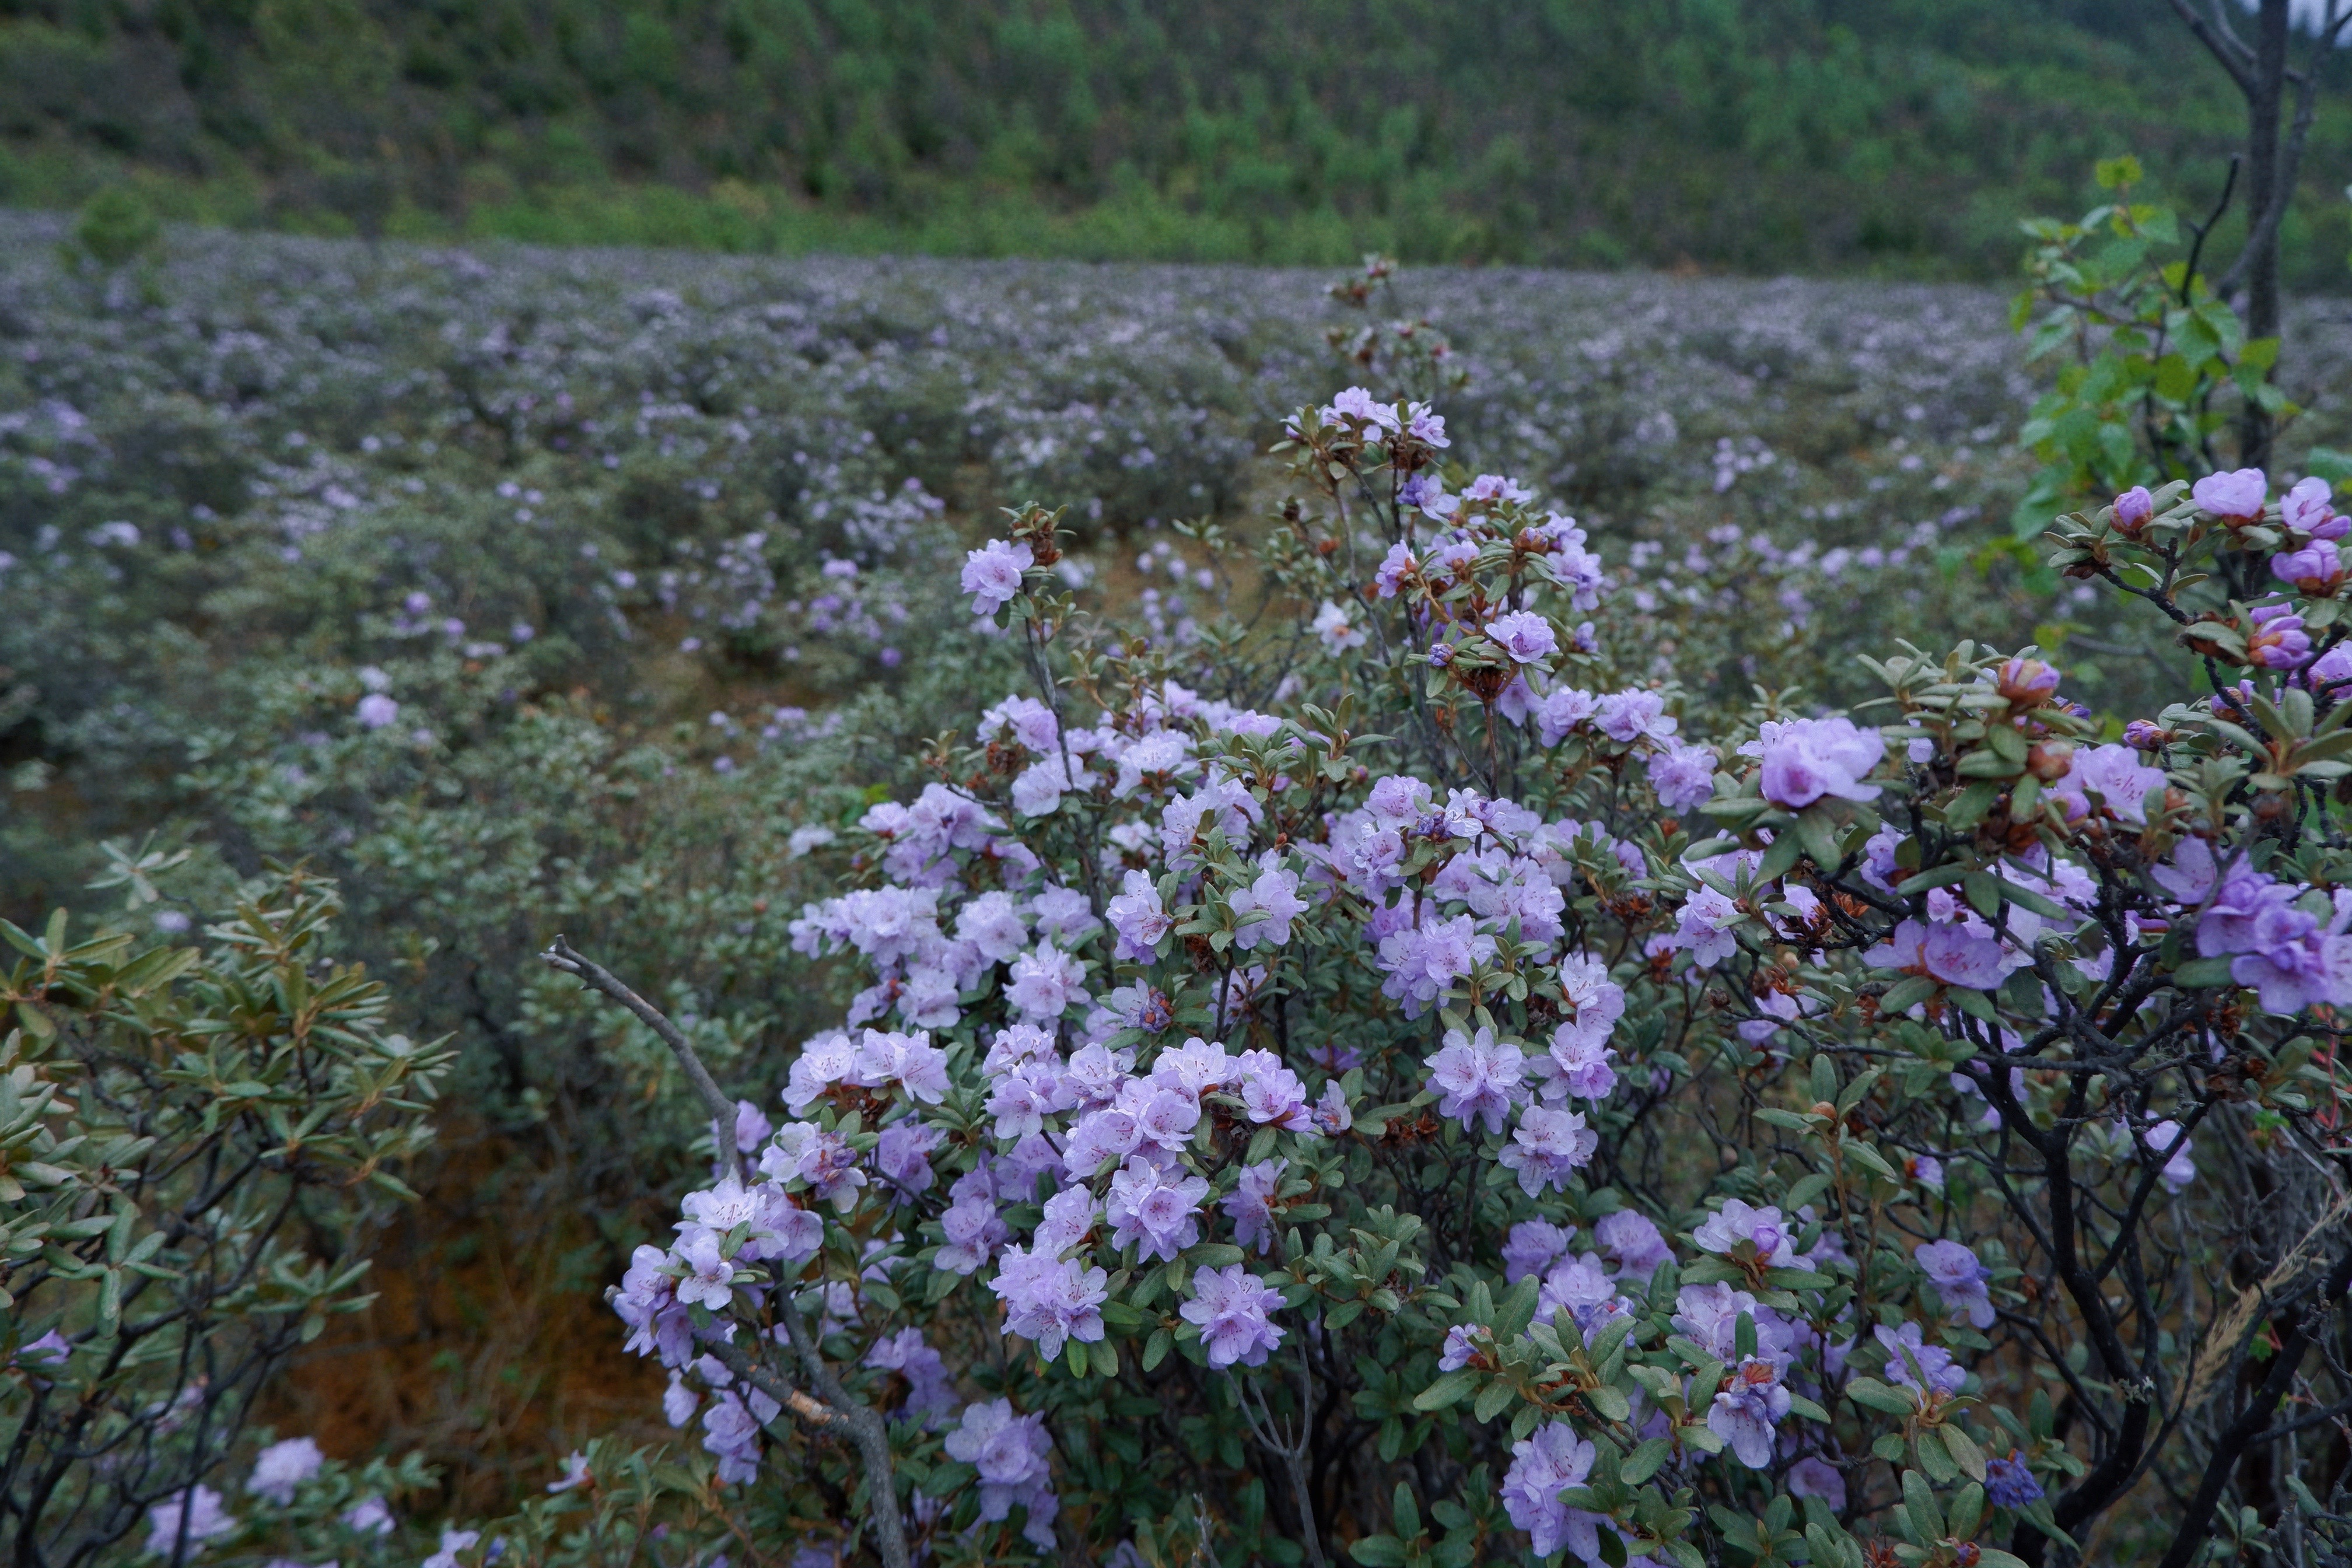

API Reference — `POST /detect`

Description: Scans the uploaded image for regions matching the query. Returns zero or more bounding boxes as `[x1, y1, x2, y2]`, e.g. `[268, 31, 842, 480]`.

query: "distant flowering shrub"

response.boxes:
[545, 380, 2352, 1568]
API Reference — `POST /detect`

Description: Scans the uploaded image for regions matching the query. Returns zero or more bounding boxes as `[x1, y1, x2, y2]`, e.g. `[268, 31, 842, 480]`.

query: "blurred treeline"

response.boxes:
[4, 0, 2350, 281]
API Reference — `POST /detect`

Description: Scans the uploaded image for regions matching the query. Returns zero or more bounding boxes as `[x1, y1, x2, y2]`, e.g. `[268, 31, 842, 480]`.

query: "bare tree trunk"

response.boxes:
[2238, 0, 2290, 471]
[2169, 0, 2352, 474]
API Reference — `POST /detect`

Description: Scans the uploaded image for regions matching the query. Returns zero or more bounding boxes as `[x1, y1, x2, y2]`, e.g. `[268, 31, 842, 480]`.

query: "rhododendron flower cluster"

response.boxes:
[572, 402, 2352, 1568]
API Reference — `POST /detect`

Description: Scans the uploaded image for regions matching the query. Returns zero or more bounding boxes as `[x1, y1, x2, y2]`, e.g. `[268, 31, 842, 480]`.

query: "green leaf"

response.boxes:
[1755, 832, 1804, 884]
[1622, 1437, 1671, 1485]
[1413, 1370, 1478, 1412]
[1472, 1378, 1517, 1423]
[1902, 1468, 1946, 1542]
[1350, 1538, 1408, 1567]
[1913, 1426, 1958, 1483]
[2172, 956, 2238, 988]
[1794, 810, 1845, 871]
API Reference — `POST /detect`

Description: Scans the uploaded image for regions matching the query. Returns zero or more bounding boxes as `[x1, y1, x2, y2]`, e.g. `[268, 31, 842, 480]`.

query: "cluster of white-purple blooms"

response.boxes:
[587, 389, 2350, 1566]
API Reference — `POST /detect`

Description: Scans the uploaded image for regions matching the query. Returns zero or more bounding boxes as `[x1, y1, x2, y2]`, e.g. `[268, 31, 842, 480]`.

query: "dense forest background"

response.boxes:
[4, 0, 2350, 280]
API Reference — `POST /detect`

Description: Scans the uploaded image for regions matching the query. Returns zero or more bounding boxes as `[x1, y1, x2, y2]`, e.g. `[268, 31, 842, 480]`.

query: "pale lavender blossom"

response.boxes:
[1500, 1423, 1598, 1559]
[944, 1400, 1059, 1550]
[989, 1246, 1109, 1358]
[1595, 1210, 1673, 1279]
[1536, 687, 1598, 747]
[1224, 1158, 1287, 1254]
[1006, 942, 1086, 1020]
[1377, 914, 1495, 1016]
[145, 1487, 237, 1556]
[1180, 1265, 1286, 1367]
[1233, 1048, 1315, 1131]
[1594, 688, 1677, 745]
[2191, 467, 2267, 520]
[422, 1529, 482, 1568]
[1874, 1321, 1966, 1397]
[2272, 541, 2345, 594]
[1498, 1104, 1597, 1195]
[2144, 1119, 2199, 1192]
[2284, 475, 2347, 539]
[1747, 716, 1884, 807]
[1485, 610, 1558, 664]
[1105, 870, 1172, 960]
[1647, 741, 1717, 811]
[956, 891, 1031, 963]
[2248, 603, 2312, 668]
[2112, 485, 2155, 531]
[673, 1229, 739, 1310]
[355, 693, 399, 730]
[1438, 1323, 1487, 1371]
[1107, 1158, 1210, 1262]
[961, 539, 1034, 615]
[1313, 600, 1367, 654]
[1373, 541, 1418, 598]
[1229, 856, 1308, 951]
[1693, 1199, 1795, 1267]
[1503, 1220, 1575, 1282]
[1709, 1357, 1792, 1468]
[1915, 1238, 1994, 1328]
[1424, 1027, 1524, 1133]
[244, 1437, 324, 1507]
[342, 1496, 394, 1535]
[2051, 743, 2166, 825]
[876, 1124, 943, 1194]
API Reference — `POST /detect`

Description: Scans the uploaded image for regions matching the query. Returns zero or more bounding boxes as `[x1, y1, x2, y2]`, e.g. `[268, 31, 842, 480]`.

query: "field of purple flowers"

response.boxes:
[9, 207, 2352, 1550]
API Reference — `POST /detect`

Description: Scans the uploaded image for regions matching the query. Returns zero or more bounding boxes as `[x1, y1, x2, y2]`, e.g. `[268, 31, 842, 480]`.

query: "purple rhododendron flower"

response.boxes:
[1789, 1456, 1847, 1511]
[1234, 1048, 1315, 1130]
[2272, 541, 2346, 594]
[2192, 467, 2267, 520]
[961, 539, 1034, 615]
[1595, 1210, 1674, 1278]
[1500, 1422, 1600, 1559]
[145, 1486, 237, 1556]
[989, 1246, 1109, 1359]
[944, 1399, 1059, 1549]
[1503, 1220, 1575, 1282]
[1595, 688, 1678, 745]
[247, 1437, 323, 1506]
[1985, 1451, 2046, 1508]
[1180, 1265, 1285, 1367]
[1693, 1199, 1794, 1267]
[1499, 1104, 1597, 1195]
[2284, 475, 2347, 538]
[1874, 1321, 1966, 1396]
[1864, 917, 2010, 991]
[1424, 1027, 1524, 1133]
[2112, 485, 2155, 532]
[1647, 741, 1717, 811]
[1485, 610, 1558, 664]
[1105, 1158, 1209, 1262]
[1915, 1238, 1994, 1328]
[1377, 914, 1495, 1016]
[2248, 604, 2312, 669]
[1709, 1357, 1792, 1468]
[1229, 856, 1308, 951]
[2052, 743, 2166, 825]
[1437, 1323, 1486, 1371]
[1106, 870, 1171, 960]
[1748, 716, 1884, 808]
[1224, 1158, 1287, 1254]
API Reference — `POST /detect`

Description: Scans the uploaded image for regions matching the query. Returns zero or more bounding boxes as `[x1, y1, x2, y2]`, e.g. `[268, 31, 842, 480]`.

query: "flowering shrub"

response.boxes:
[546, 380, 2352, 1568]
[0, 866, 450, 1562]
